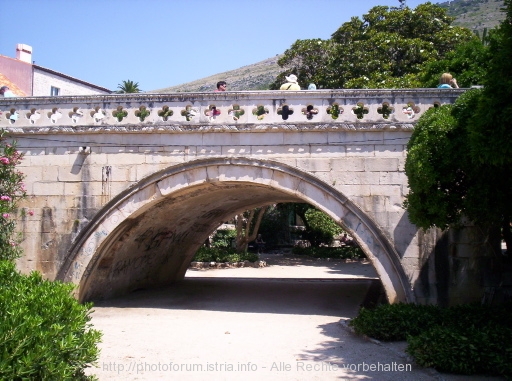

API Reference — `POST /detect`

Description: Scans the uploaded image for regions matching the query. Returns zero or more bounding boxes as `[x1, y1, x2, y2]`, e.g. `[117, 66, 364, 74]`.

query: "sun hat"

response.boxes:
[285, 74, 298, 83]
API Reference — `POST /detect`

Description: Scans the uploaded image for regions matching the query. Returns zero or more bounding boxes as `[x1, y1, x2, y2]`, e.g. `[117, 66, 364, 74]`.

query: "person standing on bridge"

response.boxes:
[438, 73, 459, 89]
[280, 74, 301, 90]
[215, 81, 227, 92]
[0, 86, 15, 97]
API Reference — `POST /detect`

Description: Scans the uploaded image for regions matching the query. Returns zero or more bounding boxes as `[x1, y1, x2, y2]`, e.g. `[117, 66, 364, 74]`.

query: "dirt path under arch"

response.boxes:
[86, 253, 504, 381]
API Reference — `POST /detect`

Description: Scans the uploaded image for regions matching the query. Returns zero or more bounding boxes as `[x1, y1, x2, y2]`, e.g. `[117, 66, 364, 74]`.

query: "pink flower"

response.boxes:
[0, 157, 9, 165]
[3, 213, 10, 218]
[1, 195, 11, 201]
[28, 210, 34, 216]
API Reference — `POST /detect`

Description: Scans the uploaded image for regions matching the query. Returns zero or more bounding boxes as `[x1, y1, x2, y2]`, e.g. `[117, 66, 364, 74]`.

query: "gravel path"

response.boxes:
[86, 253, 504, 381]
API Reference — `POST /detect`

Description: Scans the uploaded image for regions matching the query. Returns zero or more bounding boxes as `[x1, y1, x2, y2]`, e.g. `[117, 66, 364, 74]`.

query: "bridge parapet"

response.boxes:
[0, 89, 463, 133]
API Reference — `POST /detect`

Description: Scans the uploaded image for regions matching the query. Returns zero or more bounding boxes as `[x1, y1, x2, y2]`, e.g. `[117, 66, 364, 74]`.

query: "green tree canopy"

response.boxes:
[419, 37, 488, 88]
[271, 2, 474, 89]
[404, 0, 512, 253]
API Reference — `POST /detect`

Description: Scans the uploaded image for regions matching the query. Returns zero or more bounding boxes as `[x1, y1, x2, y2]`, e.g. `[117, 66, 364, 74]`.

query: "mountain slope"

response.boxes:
[151, 0, 505, 93]
[438, 0, 505, 33]
[150, 56, 283, 93]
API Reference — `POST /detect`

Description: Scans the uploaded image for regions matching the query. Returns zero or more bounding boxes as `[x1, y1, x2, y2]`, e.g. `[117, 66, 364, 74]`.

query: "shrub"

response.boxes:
[292, 245, 365, 260]
[349, 301, 512, 378]
[303, 208, 343, 246]
[210, 229, 236, 248]
[349, 302, 443, 341]
[192, 247, 258, 263]
[407, 324, 512, 377]
[0, 260, 102, 380]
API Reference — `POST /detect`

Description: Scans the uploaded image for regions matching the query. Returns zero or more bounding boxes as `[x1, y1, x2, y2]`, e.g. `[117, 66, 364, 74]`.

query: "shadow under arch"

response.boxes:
[57, 157, 414, 304]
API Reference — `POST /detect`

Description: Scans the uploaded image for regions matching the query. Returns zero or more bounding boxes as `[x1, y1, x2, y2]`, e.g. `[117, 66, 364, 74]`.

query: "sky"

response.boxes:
[1, 0, 440, 92]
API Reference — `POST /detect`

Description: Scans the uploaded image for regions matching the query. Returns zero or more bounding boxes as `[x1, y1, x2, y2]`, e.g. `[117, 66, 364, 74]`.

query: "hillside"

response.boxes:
[438, 0, 505, 33]
[151, 0, 506, 93]
[150, 56, 284, 93]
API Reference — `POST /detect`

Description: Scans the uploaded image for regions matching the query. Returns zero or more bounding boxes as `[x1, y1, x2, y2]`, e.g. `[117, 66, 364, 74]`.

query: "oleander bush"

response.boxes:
[292, 245, 365, 260]
[0, 130, 25, 262]
[0, 260, 102, 380]
[349, 302, 512, 379]
[192, 246, 259, 263]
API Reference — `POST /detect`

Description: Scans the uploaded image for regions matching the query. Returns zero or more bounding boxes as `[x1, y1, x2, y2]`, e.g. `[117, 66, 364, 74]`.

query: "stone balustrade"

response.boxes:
[0, 89, 464, 133]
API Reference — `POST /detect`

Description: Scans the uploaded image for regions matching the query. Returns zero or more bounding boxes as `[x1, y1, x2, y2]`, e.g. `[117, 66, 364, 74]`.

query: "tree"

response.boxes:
[418, 36, 488, 88]
[271, 3, 474, 89]
[467, 0, 512, 251]
[404, 91, 479, 231]
[0, 130, 26, 261]
[292, 203, 343, 247]
[234, 206, 269, 253]
[116, 79, 141, 93]
[404, 0, 512, 253]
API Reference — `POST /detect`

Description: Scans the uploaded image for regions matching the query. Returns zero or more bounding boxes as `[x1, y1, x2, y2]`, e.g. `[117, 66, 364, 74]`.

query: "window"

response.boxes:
[50, 86, 60, 96]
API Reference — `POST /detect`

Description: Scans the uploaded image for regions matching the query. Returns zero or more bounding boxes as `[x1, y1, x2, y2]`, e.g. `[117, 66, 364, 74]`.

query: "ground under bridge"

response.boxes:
[2, 89, 481, 304]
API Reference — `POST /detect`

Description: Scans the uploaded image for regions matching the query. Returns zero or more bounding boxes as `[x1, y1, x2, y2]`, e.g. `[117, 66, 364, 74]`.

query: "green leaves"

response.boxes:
[272, 3, 473, 89]
[0, 260, 102, 380]
[192, 247, 258, 263]
[350, 302, 512, 378]
[0, 129, 26, 261]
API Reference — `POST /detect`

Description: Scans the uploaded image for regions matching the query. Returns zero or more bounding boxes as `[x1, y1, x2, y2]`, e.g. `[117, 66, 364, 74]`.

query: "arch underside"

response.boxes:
[58, 158, 414, 303]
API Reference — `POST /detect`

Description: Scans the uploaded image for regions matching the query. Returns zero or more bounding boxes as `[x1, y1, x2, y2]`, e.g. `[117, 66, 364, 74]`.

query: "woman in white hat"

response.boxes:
[280, 74, 301, 90]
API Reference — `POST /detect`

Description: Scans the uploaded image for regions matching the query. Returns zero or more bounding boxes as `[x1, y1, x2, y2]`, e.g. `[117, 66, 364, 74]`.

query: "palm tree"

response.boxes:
[116, 80, 141, 93]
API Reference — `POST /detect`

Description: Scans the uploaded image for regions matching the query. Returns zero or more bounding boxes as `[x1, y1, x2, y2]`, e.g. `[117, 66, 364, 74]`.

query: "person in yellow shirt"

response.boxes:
[280, 74, 301, 90]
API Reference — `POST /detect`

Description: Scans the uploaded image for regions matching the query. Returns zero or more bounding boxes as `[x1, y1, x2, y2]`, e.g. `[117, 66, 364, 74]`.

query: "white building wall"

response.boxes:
[33, 69, 110, 96]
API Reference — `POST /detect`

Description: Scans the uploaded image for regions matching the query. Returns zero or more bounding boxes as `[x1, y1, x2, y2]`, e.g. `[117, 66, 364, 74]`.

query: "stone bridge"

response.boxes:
[1, 89, 478, 305]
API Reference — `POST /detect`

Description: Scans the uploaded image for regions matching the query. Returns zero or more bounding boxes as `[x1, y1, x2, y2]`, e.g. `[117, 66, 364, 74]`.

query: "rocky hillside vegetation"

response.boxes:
[150, 55, 284, 93]
[438, 0, 505, 33]
[151, 0, 505, 93]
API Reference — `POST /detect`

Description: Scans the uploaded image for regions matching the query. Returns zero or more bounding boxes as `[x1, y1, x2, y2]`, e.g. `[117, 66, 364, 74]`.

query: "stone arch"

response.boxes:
[57, 157, 414, 303]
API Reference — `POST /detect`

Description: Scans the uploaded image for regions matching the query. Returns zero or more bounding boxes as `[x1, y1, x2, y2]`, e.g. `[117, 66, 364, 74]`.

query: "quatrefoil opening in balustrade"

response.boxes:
[377, 103, 394, 119]
[302, 105, 319, 120]
[158, 105, 174, 121]
[6, 108, 19, 124]
[113, 106, 128, 122]
[205, 105, 221, 117]
[430, 102, 441, 110]
[327, 103, 343, 120]
[277, 105, 294, 120]
[181, 105, 198, 121]
[402, 102, 420, 119]
[252, 105, 269, 120]
[228, 105, 244, 121]
[352, 103, 369, 119]
[26, 108, 41, 124]
[69, 107, 84, 123]
[135, 106, 150, 122]
[47, 107, 63, 124]
[91, 107, 106, 123]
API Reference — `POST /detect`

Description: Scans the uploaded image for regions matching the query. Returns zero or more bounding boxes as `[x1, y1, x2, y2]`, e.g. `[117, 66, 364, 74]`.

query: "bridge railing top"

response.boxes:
[0, 89, 465, 133]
